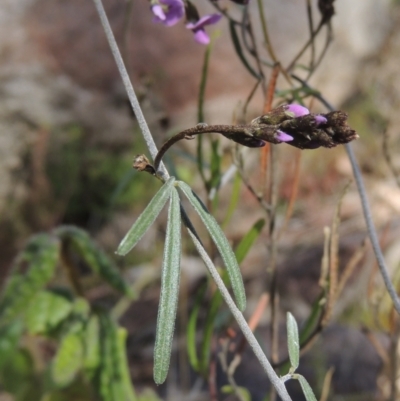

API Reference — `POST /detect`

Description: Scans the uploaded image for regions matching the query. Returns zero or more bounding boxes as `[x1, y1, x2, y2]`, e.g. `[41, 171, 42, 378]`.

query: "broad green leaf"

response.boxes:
[286, 312, 300, 371]
[116, 176, 176, 256]
[235, 219, 265, 264]
[52, 331, 84, 387]
[154, 188, 181, 384]
[0, 234, 60, 325]
[72, 297, 91, 320]
[187, 282, 207, 372]
[83, 314, 101, 376]
[116, 328, 137, 401]
[177, 181, 246, 311]
[0, 321, 24, 369]
[1, 348, 35, 395]
[25, 291, 72, 335]
[98, 313, 137, 401]
[298, 375, 318, 401]
[55, 226, 132, 297]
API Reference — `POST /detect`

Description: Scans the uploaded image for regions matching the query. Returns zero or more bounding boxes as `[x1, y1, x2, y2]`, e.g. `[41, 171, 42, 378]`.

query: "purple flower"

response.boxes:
[276, 130, 294, 142]
[152, 0, 184, 27]
[315, 115, 327, 125]
[186, 13, 222, 45]
[285, 104, 310, 118]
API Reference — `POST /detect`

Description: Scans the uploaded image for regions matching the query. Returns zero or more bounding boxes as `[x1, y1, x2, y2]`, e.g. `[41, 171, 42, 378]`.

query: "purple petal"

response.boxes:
[285, 104, 310, 118]
[315, 115, 327, 125]
[153, 0, 184, 26]
[186, 13, 222, 30]
[151, 4, 166, 20]
[276, 130, 294, 142]
[193, 29, 210, 45]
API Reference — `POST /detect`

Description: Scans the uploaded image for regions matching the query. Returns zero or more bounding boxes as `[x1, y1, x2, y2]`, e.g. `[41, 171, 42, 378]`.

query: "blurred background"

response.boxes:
[1, 0, 400, 400]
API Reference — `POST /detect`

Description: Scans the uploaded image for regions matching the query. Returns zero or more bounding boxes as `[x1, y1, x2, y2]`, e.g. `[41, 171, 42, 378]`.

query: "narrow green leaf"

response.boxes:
[25, 291, 72, 335]
[187, 282, 207, 372]
[286, 312, 300, 371]
[209, 139, 221, 192]
[228, 20, 260, 79]
[177, 181, 246, 311]
[298, 375, 318, 401]
[200, 281, 223, 374]
[299, 293, 324, 345]
[154, 188, 181, 384]
[0, 234, 60, 325]
[52, 331, 84, 387]
[56, 226, 132, 296]
[116, 176, 175, 256]
[235, 219, 265, 264]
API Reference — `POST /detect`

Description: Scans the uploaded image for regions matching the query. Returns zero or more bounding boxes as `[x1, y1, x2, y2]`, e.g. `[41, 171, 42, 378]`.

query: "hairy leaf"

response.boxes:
[177, 181, 246, 311]
[154, 188, 181, 384]
[286, 312, 300, 371]
[116, 176, 176, 256]
[298, 375, 318, 401]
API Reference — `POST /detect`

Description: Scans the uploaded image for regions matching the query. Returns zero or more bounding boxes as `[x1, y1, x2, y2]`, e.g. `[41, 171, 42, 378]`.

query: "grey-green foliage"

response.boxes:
[115, 177, 247, 384]
[286, 312, 300, 371]
[286, 313, 318, 401]
[116, 176, 176, 256]
[153, 188, 181, 384]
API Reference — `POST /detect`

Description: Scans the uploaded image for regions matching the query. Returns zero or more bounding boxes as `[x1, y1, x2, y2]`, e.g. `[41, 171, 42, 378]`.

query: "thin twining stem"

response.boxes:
[92, 0, 169, 180]
[291, 75, 400, 316]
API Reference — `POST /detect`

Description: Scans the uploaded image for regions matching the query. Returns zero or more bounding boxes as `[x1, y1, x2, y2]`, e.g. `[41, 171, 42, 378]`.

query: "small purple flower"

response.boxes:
[315, 115, 327, 125]
[276, 130, 294, 142]
[152, 0, 185, 27]
[186, 13, 222, 45]
[285, 104, 310, 118]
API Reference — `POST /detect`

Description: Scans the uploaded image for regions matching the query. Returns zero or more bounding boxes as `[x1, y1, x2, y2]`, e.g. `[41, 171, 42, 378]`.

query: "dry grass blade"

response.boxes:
[319, 367, 334, 401]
